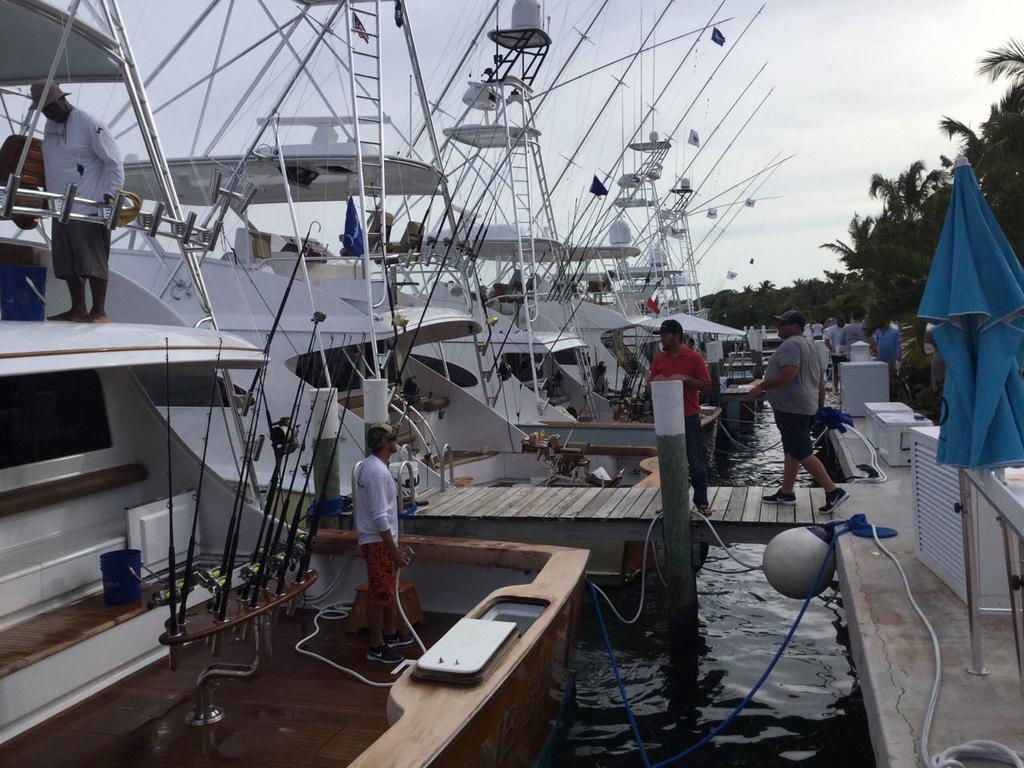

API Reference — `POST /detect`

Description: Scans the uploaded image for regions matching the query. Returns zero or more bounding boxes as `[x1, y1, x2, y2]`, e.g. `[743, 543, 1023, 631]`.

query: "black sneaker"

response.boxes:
[763, 489, 797, 506]
[367, 644, 404, 664]
[384, 632, 415, 648]
[818, 487, 849, 515]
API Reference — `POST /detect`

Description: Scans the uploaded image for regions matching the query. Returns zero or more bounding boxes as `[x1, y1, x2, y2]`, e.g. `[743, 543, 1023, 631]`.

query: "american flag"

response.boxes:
[352, 12, 370, 43]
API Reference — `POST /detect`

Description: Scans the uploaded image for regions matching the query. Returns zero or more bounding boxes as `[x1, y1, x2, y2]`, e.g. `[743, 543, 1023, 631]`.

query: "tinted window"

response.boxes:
[0, 370, 112, 469]
[136, 369, 230, 407]
[411, 354, 477, 387]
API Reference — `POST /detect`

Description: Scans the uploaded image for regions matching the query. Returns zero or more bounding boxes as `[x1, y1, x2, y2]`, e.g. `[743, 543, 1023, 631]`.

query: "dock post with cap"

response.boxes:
[651, 380, 698, 632]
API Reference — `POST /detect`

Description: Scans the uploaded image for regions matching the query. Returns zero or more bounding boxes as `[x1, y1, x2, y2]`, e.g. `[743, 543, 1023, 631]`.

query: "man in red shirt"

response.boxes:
[648, 319, 712, 511]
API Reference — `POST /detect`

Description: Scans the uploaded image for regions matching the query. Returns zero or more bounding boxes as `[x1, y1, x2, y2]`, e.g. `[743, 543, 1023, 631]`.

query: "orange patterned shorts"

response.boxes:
[361, 542, 396, 607]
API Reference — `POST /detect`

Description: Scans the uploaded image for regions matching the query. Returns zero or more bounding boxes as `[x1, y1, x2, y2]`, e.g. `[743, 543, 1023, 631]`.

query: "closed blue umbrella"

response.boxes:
[918, 156, 1024, 468]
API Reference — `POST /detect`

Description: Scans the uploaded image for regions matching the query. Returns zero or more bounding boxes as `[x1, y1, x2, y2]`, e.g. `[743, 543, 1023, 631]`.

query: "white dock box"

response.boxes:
[909, 427, 1008, 610]
[876, 411, 931, 466]
[864, 401, 913, 447]
[839, 361, 889, 417]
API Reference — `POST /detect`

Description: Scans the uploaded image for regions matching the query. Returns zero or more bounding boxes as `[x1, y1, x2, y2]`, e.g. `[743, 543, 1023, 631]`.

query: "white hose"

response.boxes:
[868, 523, 1023, 768]
[295, 569, 426, 686]
[590, 514, 662, 624]
[846, 425, 888, 483]
[693, 510, 762, 572]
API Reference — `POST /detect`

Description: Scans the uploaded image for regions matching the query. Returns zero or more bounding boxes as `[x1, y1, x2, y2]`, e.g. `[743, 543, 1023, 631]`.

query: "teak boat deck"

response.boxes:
[0, 609, 458, 768]
[404, 484, 835, 544]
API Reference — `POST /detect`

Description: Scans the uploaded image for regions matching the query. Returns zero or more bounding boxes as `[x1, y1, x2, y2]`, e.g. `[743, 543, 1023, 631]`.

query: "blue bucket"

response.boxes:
[0, 265, 46, 321]
[100, 549, 142, 606]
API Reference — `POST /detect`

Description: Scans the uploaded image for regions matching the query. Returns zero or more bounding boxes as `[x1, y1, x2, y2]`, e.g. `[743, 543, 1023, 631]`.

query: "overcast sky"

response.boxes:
[42, 0, 1024, 293]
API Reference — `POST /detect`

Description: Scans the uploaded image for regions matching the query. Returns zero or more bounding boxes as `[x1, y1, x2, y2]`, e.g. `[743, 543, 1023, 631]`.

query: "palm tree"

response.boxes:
[756, 280, 775, 294]
[820, 214, 875, 261]
[978, 38, 1024, 83]
[868, 161, 945, 223]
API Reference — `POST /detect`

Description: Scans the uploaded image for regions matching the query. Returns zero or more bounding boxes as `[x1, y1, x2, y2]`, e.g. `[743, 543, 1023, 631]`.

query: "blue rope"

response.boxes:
[306, 496, 349, 518]
[592, 518, 875, 766]
[588, 580, 653, 768]
[399, 503, 418, 519]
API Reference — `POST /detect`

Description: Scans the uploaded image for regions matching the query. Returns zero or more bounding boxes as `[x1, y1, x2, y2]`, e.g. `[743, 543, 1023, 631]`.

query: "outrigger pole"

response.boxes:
[164, 340, 180, 637]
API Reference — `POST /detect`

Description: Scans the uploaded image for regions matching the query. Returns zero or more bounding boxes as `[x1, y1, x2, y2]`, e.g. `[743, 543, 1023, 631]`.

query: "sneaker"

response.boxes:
[367, 644, 405, 664]
[818, 487, 849, 515]
[384, 632, 415, 648]
[763, 489, 797, 506]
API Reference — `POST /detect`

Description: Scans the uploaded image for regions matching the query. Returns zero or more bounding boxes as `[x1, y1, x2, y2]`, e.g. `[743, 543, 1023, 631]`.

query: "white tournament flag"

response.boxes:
[726, 270, 738, 280]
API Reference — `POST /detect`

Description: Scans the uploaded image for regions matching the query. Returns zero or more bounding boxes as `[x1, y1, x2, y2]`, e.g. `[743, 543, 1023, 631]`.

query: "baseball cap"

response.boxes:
[774, 309, 805, 328]
[30, 81, 69, 109]
[369, 422, 395, 437]
[654, 318, 684, 336]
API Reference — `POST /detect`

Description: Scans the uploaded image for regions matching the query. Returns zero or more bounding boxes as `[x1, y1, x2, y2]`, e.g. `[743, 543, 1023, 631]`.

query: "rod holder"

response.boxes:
[187, 613, 273, 727]
[1, 174, 19, 218]
[59, 183, 78, 224]
[106, 190, 126, 230]
[147, 201, 165, 237]
[179, 211, 197, 246]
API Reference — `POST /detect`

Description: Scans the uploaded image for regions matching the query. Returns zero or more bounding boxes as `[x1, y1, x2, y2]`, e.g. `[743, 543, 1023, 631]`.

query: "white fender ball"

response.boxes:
[763, 526, 836, 600]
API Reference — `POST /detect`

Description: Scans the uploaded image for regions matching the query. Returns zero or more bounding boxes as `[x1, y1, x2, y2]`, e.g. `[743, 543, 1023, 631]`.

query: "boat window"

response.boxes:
[410, 354, 477, 388]
[135, 369, 230, 407]
[0, 370, 112, 470]
[553, 349, 579, 365]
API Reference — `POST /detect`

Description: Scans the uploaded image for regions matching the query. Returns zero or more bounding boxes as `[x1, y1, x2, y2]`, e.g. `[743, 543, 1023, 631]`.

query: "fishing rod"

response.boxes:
[164, 339, 179, 637]
[214, 223, 319, 620]
[246, 316, 328, 606]
[273, 364, 358, 595]
[679, 154, 793, 217]
[238, 328, 318, 603]
[177, 339, 223, 626]
[296, 362, 362, 585]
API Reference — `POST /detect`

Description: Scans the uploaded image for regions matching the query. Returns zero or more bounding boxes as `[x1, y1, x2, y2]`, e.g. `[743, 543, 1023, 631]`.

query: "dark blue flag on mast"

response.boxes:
[343, 197, 365, 256]
[711, 27, 725, 46]
[590, 175, 609, 197]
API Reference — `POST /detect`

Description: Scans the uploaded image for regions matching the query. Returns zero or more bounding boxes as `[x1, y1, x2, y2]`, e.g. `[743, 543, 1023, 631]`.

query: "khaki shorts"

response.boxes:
[51, 219, 110, 280]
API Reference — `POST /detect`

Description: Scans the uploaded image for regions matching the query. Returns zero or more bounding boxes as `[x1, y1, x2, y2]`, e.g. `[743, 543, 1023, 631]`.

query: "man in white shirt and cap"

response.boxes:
[32, 81, 123, 323]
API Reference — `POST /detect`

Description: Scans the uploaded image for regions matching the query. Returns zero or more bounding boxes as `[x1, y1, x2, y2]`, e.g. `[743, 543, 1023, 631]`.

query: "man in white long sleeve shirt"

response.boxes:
[31, 81, 123, 323]
[355, 423, 413, 664]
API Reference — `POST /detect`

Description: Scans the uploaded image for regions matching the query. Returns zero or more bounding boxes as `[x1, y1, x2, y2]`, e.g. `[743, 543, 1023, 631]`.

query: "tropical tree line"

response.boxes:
[702, 39, 1024, 415]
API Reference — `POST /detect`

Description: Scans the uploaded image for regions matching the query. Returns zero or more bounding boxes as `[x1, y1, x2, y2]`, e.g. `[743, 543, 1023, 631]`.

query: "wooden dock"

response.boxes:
[404, 485, 830, 544]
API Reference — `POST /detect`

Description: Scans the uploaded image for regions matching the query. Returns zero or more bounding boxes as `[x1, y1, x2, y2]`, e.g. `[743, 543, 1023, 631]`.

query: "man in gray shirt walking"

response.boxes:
[750, 310, 849, 514]
[842, 311, 868, 351]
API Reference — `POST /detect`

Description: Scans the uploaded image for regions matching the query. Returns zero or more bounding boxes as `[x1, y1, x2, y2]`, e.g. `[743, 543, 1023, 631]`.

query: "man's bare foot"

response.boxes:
[82, 311, 110, 324]
[47, 310, 87, 321]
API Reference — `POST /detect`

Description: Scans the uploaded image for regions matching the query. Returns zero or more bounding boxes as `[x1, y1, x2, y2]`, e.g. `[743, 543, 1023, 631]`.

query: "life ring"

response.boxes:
[0, 135, 46, 230]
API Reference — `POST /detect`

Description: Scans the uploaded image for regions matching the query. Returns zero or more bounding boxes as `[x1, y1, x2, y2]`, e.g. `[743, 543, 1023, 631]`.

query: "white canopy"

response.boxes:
[0, 0, 123, 86]
[122, 145, 442, 205]
[639, 311, 744, 337]
[0, 321, 264, 375]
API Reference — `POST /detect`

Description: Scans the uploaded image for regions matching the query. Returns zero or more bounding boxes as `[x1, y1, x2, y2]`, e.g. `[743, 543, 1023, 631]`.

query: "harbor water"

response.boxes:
[554, 405, 875, 766]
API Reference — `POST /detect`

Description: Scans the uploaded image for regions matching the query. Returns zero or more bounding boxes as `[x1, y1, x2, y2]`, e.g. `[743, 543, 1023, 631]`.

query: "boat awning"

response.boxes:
[500, 330, 586, 354]
[638, 311, 745, 337]
[0, 0, 123, 87]
[570, 245, 641, 262]
[442, 123, 540, 149]
[122, 146, 443, 205]
[0, 322, 265, 376]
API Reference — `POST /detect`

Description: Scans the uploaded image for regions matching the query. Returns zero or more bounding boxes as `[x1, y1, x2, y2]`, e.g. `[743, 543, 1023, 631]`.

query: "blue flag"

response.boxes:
[711, 27, 725, 46]
[343, 197, 365, 256]
[589, 175, 609, 197]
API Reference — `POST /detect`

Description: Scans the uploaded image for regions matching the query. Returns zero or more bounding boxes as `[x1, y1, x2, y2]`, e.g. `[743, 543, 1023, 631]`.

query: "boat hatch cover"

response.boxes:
[413, 618, 518, 685]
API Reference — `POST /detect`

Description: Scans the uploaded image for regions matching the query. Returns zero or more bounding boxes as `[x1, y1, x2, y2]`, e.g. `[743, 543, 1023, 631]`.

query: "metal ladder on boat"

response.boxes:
[344, 0, 389, 376]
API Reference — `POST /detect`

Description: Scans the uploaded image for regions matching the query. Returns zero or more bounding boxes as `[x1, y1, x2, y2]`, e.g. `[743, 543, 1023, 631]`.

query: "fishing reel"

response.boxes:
[269, 417, 299, 458]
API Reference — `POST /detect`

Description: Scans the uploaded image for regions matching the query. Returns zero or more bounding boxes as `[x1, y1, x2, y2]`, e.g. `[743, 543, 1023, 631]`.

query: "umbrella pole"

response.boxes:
[957, 469, 991, 676]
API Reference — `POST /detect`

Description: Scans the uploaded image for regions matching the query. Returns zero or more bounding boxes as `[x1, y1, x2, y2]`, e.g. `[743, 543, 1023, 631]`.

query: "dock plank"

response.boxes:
[633, 489, 662, 519]
[809, 487, 826, 524]
[549, 487, 589, 519]
[472, 487, 523, 518]
[437, 488, 485, 517]
[741, 486, 763, 523]
[561, 487, 602, 519]
[708, 486, 730, 518]
[793, 488, 814, 524]
[578, 488, 616, 518]
[625, 488, 659, 519]
[723, 487, 747, 522]
[591, 489, 629, 519]
[608, 488, 644, 520]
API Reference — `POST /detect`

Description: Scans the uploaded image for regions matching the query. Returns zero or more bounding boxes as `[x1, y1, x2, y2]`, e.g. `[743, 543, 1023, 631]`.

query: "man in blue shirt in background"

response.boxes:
[872, 322, 902, 371]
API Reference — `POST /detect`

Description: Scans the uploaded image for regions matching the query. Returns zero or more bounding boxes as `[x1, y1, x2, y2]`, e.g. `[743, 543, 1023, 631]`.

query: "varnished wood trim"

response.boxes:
[0, 463, 148, 518]
[158, 572, 318, 646]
